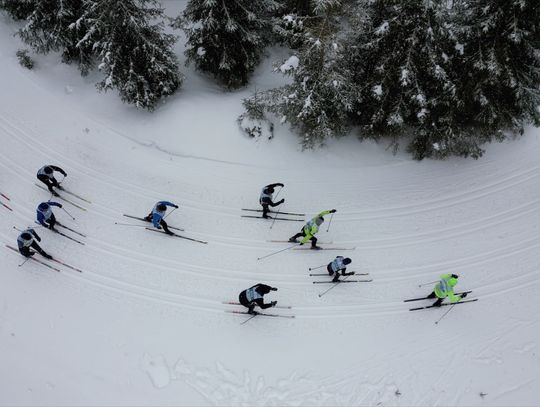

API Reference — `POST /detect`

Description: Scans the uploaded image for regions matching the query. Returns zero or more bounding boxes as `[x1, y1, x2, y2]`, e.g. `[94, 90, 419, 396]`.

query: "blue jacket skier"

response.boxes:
[259, 183, 285, 218]
[36, 165, 67, 196]
[17, 228, 52, 259]
[327, 256, 354, 282]
[36, 201, 63, 230]
[239, 284, 278, 314]
[144, 201, 179, 235]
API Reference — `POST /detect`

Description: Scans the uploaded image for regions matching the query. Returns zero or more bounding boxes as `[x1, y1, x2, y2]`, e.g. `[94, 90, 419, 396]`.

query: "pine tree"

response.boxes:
[18, 0, 92, 70]
[183, 0, 280, 89]
[0, 0, 34, 20]
[457, 0, 540, 135]
[78, 0, 182, 110]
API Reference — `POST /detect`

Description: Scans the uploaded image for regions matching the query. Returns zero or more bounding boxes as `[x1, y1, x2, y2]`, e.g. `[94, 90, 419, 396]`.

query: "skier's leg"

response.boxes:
[262, 203, 270, 218]
[160, 219, 173, 235]
[289, 229, 304, 242]
[310, 236, 319, 249]
[432, 297, 443, 307]
[143, 212, 153, 222]
[426, 291, 437, 299]
[31, 241, 51, 259]
[47, 213, 57, 230]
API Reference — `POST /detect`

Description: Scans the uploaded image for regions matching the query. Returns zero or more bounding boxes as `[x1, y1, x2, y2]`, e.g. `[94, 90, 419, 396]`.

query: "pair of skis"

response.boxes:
[35, 184, 89, 211]
[405, 291, 477, 311]
[1, 192, 12, 211]
[122, 214, 207, 244]
[241, 208, 304, 222]
[32, 222, 86, 246]
[268, 240, 355, 251]
[223, 302, 295, 322]
[5, 244, 83, 273]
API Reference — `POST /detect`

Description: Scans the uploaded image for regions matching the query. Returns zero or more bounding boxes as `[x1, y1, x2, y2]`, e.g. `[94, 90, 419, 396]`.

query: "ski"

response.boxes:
[241, 215, 304, 222]
[122, 214, 184, 231]
[145, 227, 208, 244]
[409, 298, 478, 311]
[225, 310, 295, 319]
[1, 201, 12, 211]
[1, 192, 10, 200]
[222, 301, 292, 309]
[56, 222, 86, 238]
[58, 186, 91, 203]
[5, 245, 60, 272]
[294, 247, 356, 251]
[313, 279, 372, 284]
[242, 209, 305, 216]
[35, 184, 87, 211]
[404, 291, 472, 303]
[310, 272, 369, 276]
[51, 257, 83, 273]
[269, 240, 332, 244]
[52, 229, 85, 246]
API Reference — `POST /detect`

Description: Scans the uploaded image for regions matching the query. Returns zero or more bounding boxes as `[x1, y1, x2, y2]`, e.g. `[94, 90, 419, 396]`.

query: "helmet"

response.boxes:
[343, 258, 352, 265]
[21, 232, 32, 241]
[315, 217, 324, 226]
[157, 204, 167, 212]
[44, 166, 53, 174]
[38, 202, 49, 211]
[267, 187, 275, 194]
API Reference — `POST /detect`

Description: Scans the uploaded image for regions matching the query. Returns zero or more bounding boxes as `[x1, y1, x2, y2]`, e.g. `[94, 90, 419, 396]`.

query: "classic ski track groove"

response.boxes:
[2, 110, 540, 318]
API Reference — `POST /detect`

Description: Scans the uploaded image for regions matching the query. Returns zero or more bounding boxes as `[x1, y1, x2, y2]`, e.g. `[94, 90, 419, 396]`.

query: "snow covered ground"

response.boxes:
[1, 5, 540, 406]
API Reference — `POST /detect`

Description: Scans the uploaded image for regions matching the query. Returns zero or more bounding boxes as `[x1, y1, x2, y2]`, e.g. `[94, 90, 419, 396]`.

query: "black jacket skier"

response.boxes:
[259, 183, 285, 218]
[239, 284, 278, 314]
[17, 228, 52, 259]
[37, 165, 67, 196]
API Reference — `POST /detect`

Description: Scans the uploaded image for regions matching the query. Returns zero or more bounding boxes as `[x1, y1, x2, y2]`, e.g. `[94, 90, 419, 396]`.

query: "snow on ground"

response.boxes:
[1, 6, 540, 406]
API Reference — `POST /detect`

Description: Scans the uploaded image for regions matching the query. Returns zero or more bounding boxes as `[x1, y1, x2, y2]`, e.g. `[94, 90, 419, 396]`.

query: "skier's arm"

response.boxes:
[266, 183, 284, 189]
[160, 201, 179, 209]
[447, 290, 462, 303]
[49, 201, 63, 208]
[30, 229, 41, 241]
[50, 165, 67, 176]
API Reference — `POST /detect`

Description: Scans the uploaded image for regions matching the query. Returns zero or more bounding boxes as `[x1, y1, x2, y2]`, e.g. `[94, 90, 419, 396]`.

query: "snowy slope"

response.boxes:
[1, 7, 540, 406]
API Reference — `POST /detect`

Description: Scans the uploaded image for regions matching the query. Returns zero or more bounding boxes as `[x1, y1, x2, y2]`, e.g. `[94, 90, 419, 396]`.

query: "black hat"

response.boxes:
[44, 166, 53, 174]
[343, 258, 352, 265]
[21, 232, 32, 240]
[157, 204, 167, 211]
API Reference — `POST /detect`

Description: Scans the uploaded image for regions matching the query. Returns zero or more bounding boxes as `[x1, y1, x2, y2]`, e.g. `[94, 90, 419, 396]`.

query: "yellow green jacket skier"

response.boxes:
[300, 210, 334, 244]
[433, 274, 461, 303]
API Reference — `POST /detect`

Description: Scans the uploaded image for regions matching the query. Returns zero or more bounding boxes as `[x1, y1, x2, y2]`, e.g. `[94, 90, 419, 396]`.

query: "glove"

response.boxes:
[62, 171, 67, 176]
[58, 204, 63, 208]
[278, 199, 285, 204]
[451, 274, 459, 279]
[460, 292, 468, 298]
[43, 253, 53, 260]
[174, 205, 179, 209]
[271, 301, 277, 307]
[278, 183, 284, 187]
[36, 236, 41, 242]
[156, 225, 162, 230]
[330, 209, 337, 213]
[271, 287, 278, 291]
[27, 252, 35, 257]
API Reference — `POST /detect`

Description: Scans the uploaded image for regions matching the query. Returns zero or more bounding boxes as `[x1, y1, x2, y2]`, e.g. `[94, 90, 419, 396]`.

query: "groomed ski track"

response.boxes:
[1, 9, 540, 407]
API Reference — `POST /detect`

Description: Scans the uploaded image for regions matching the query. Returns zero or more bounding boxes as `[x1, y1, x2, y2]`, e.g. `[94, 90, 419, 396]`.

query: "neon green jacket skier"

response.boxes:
[301, 210, 334, 244]
[433, 274, 461, 303]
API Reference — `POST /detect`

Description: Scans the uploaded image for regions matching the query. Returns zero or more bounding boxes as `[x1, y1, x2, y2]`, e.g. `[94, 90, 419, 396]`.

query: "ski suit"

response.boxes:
[239, 284, 277, 314]
[259, 183, 284, 218]
[427, 274, 461, 306]
[37, 201, 62, 229]
[144, 201, 178, 234]
[17, 228, 51, 258]
[327, 256, 353, 282]
[36, 165, 67, 194]
[290, 210, 334, 248]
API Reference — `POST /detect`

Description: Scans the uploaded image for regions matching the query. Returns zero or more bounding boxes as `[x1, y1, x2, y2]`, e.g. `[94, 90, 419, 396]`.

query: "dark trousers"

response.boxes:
[291, 229, 317, 247]
[260, 199, 280, 218]
[19, 241, 46, 258]
[37, 174, 59, 193]
[44, 213, 57, 230]
[144, 214, 172, 234]
[427, 291, 443, 306]
[239, 291, 255, 314]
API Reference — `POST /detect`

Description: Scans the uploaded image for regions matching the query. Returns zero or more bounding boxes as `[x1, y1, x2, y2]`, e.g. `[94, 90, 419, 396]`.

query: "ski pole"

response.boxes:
[163, 207, 177, 220]
[1, 192, 10, 200]
[418, 280, 439, 288]
[240, 313, 258, 325]
[269, 187, 284, 230]
[435, 303, 456, 325]
[18, 256, 31, 267]
[61, 206, 76, 220]
[326, 213, 334, 232]
[257, 243, 298, 261]
[318, 275, 350, 298]
[308, 264, 326, 271]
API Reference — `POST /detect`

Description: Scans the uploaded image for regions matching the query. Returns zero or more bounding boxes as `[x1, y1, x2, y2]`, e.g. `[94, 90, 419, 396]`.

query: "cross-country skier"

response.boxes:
[36, 165, 67, 196]
[143, 201, 179, 235]
[288, 209, 336, 249]
[260, 183, 285, 218]
[427, 274, 467, 307]
[17, 228, 52, 259]
[239, 283, 278, 314]
[327, 256, 354, 282]
[36, 201, 63, 230]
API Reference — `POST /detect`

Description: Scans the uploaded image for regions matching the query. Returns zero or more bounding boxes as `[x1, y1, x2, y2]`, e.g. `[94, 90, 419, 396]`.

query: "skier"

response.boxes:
[143, 201, 179, 235]
[288, 209, 337, 249]
[239, 283, 278, 314]
[36, 165, 67, 196]
[427, 274, 467, 307]
[259, 183, 285, 218]
[327, 256, 354, 282]
[17, 228, 53, 259]
[36, 201, 63, 230]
